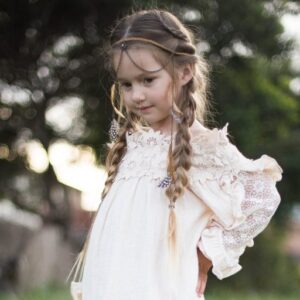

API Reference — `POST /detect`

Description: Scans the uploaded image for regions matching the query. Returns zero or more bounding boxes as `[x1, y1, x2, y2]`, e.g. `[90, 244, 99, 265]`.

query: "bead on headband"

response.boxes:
[113, 38, 174, 74]
[112, 37, 196, 57]
[120, 42, 128, 51]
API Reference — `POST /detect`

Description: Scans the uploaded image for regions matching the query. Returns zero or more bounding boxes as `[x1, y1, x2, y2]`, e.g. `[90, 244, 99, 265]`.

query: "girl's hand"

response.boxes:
[196, 247, 212, 298]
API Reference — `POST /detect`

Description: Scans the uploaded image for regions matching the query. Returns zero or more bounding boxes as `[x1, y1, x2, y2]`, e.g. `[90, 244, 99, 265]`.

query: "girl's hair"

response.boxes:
[68, 8, 211, 282]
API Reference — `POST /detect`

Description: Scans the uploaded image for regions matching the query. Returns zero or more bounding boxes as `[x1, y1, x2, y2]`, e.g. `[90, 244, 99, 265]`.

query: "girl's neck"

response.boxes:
[145, 119, 207, 137]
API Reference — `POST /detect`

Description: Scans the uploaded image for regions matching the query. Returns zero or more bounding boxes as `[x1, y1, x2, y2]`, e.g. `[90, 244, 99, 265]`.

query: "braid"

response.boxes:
[166, 85, 195, 202]
[101, 121, 131, 199]
[155, 10, 196, 57]
[164, 84, 196, 268]
[68, 120, 132, 283]
[157, 11, 189, 42]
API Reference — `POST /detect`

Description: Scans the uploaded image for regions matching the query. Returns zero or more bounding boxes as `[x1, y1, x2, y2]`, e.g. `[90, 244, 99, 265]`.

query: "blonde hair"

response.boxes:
[68, 8, 211, 283]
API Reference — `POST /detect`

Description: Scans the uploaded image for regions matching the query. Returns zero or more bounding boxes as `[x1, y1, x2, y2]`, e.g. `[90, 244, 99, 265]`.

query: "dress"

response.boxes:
[70, 122, 283, 300]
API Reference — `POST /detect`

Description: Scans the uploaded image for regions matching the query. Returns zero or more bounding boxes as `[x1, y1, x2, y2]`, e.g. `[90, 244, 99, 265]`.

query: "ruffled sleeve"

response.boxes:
[189, 123, 283, 280]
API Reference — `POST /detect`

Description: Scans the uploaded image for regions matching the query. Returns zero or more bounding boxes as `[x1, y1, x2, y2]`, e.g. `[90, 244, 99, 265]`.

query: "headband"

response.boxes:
[112, 37, 196, 57]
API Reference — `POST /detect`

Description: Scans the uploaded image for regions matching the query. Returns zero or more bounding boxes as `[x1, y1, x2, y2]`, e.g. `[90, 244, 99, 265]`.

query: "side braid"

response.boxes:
[101, 121, 131, 200]
[68, 120, 132, 283]
[157, 11, 189, 42]
[166, 83, 196, 200]
[154, 10, 196, 56]
[165, 87, 196, 266]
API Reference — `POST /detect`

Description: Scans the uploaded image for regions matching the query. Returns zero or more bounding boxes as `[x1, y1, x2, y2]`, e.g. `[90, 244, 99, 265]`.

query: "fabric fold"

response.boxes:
[197, 225, 242, 279]
[189, 123, 283, 279]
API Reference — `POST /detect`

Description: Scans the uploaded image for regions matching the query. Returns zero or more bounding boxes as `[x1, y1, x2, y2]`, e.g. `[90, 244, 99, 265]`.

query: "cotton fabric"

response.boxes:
[70, 122, 282, 300]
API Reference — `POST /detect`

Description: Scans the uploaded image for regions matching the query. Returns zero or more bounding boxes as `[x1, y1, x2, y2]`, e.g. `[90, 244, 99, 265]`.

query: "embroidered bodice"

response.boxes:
[116, 123, 283, 279]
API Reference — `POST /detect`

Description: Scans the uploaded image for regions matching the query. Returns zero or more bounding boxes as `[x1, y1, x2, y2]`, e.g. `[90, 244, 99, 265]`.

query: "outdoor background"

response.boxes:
[0, 0, 300, 299]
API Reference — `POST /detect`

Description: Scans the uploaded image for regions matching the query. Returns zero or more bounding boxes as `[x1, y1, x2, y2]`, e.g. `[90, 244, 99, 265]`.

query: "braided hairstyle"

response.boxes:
[68, 8, 210, 282]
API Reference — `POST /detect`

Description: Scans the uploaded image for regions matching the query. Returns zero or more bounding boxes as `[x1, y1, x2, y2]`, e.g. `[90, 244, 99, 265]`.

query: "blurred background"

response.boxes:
[0, 0, 299, 299]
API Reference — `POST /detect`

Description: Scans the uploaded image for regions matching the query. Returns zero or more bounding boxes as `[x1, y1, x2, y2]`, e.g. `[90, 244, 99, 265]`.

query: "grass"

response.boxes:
[0, 286, 298, 300]
[207, 292, 299, 300]
[0, 286, 71, 300]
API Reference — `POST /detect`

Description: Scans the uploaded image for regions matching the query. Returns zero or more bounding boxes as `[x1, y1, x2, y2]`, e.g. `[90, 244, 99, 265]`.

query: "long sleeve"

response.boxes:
[197, 171, 281, 280]
[189, 123, 283, 280]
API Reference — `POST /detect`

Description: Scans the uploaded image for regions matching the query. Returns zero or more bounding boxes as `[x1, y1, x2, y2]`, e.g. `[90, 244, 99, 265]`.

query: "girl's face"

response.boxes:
[113, 46, 176, 133]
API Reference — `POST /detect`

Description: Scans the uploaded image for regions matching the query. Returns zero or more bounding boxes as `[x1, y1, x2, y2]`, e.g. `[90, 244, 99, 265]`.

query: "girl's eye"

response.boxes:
[144, 77, 155, 84]
[120, 82, 131, 89]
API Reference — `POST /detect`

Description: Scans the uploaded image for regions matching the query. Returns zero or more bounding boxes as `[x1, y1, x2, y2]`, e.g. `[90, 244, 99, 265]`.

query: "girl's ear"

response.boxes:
[177, 64, 194, 87]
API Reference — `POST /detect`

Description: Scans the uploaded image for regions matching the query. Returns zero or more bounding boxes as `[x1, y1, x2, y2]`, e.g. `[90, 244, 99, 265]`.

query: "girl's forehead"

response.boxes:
[112, 47, 164, 78]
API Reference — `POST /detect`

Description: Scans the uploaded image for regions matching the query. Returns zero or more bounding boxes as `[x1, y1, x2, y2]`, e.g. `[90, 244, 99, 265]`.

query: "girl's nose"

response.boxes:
[132, 86, 146, 102]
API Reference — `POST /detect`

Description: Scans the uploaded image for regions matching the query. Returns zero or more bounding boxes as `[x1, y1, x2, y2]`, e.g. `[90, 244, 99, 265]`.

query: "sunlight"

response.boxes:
[25, 140, 49, 173]
[0, 80, 31, 106]
[281, 13, 300, 71]
[53, 34, 84, 56]
[45, 96, 86, 140]
[48, 140, 106, 211]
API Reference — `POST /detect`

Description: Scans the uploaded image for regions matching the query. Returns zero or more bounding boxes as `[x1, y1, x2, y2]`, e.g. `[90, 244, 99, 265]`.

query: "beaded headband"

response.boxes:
[112, 37, 196, 57]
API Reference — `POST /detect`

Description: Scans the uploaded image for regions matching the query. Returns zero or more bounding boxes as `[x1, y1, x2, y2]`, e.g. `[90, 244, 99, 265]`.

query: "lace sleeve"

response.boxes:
[190, 123, 283, 279]
[197, 170, 281, 280]
[222, 171, 280, 250]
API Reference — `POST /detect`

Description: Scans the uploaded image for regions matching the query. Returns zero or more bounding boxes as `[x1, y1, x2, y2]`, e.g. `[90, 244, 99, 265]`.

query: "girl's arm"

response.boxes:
[196, 170, 281, 280]
[196, 246, 212, 297]
[190, 124, 283, 280]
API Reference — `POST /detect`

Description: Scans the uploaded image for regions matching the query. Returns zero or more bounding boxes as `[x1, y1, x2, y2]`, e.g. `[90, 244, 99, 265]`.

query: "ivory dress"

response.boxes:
[70, 122, 283, 300]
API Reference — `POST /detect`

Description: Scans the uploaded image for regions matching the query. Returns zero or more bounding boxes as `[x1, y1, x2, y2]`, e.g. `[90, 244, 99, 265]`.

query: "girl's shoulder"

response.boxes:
[190, 121, 282, 182]
[190, 120, 230, 149]
[190, 121, 233, 168]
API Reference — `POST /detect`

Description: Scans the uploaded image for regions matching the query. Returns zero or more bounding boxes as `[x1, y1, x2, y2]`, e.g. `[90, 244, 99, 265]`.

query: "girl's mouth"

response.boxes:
[139, 106, 153, 112]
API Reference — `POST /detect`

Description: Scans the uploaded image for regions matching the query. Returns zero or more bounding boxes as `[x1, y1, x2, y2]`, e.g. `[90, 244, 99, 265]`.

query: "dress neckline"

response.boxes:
[140, 127, 174, 139]
[126, 126, 173, 145]
[130, 120, 210, 139]
[126, 122, 229, 147]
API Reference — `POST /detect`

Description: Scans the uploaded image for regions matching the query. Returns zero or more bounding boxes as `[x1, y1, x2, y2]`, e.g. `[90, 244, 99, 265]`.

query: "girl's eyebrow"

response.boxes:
[116, 76, 130, 81]
[117, 72, 158, 81]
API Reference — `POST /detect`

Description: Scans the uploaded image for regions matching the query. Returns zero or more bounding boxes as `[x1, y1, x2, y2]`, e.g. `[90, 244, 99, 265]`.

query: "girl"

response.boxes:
[68, 9, 283, 300]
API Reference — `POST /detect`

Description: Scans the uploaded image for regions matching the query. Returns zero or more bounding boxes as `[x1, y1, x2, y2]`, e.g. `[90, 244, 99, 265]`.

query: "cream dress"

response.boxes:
[70, 121, 283, 300]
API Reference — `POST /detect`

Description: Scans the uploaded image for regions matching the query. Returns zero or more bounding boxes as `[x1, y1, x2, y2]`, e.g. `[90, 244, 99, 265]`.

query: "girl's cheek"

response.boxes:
[122, 97, 132, 109]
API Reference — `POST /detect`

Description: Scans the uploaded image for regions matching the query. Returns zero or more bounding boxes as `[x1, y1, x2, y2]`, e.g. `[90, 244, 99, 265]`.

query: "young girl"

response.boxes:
[69, 9, 283, 300]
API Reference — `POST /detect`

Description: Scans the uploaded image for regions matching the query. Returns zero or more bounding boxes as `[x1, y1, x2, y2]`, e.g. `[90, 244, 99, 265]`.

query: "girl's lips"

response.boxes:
[139, 106, 153, 112]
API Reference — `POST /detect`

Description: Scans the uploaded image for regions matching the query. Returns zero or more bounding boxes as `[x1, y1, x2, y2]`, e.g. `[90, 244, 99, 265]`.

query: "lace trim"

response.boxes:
[126, 127, 173, 149]
[191, 123, 241, 168]
[115, 124, 231, 181]
[222, 171, 281, 249]
[115, 144, 169, 181]
[126, 123, 229, 151]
